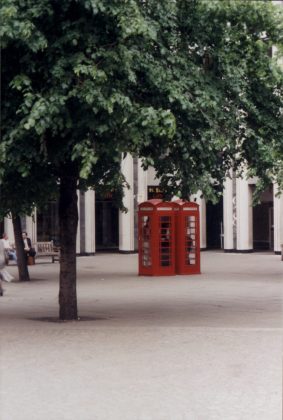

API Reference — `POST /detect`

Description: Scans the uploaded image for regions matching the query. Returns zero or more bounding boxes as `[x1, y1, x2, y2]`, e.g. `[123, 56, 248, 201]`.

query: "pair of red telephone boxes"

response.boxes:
[138, 199, 201, 276]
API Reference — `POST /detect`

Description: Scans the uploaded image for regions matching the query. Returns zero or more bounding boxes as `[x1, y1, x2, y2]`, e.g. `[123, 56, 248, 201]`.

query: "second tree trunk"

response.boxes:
[58, 174, 79, 320]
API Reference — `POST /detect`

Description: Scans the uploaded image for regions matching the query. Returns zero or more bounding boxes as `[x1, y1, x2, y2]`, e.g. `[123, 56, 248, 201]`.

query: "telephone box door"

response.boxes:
[139, 213, 154, 275]
[138, 200, 161, 276]
[138, 200, 177, 276]
[175, 201, 201, 275]
[156, 211, 176, 276]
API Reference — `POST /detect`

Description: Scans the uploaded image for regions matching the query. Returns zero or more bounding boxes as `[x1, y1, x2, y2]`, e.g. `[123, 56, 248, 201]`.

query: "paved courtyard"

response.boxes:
[0, 251, 282, 420]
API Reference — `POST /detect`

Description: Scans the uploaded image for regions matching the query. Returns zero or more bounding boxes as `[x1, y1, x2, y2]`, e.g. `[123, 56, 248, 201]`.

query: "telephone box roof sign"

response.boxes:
[173, 199, 199, 210]
[139, 199, 162, 210]
[138, 199, 179, 212]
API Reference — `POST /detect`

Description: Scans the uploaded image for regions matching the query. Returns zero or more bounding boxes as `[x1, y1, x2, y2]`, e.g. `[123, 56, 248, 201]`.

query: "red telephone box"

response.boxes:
[175, 200, 201, 275]
[138, 200, 177, 276]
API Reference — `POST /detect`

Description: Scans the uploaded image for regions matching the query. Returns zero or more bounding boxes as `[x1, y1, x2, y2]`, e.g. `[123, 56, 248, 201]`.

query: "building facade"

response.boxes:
[1, 156, 283, 255]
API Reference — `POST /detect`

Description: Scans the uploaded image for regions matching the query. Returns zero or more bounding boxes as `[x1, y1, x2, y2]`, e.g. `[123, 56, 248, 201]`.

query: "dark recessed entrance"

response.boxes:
[0, 220, 4, 236]
[37, 201, 60, 245]
[252, 186, 273, 251]
[206, 198, 223, 249]
[95, 195, 119, 251]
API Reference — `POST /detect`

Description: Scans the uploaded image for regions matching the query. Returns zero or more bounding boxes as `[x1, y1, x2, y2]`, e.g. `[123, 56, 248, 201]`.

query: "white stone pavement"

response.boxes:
[0, 252, 282, 420]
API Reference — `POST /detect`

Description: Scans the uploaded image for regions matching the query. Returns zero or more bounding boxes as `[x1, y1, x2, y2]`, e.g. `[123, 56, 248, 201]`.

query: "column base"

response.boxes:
[234, 249, 253, 253]
[223, 249, 254, 253]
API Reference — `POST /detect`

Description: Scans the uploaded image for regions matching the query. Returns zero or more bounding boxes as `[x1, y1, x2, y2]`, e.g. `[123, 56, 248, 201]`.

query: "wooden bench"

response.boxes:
[34, 241, 60, 263]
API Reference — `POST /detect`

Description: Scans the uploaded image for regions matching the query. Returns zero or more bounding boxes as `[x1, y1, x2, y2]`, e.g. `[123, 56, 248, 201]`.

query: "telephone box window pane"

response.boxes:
[185, 215, 196, 266]
[142, 216, 152, 267]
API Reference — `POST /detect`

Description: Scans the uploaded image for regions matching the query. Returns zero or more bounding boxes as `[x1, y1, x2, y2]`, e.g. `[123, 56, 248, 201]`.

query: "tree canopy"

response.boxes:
[2, 0, 282, 202]
[1, 0, 283, 319]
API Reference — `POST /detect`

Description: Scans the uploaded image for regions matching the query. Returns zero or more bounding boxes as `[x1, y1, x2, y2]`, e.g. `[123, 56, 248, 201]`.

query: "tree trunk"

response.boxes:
[12, 215, 30, 282]
[58, 174, 78, 320]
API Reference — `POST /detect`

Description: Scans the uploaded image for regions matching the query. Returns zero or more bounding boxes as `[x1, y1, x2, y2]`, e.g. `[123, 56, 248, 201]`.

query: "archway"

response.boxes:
[252, 185, 274, 251]
[95, 193, 119, 251]
[206, 198, 223, 249]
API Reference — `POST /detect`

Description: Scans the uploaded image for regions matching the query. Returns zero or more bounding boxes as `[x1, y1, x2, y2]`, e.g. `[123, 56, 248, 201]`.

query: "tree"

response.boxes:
[1, 0, 282, 320]
[0, 162, 57, 281]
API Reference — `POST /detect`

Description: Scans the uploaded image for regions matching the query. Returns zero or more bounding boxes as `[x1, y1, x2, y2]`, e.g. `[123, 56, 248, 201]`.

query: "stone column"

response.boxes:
[137, 159, 148, 204]
[119, 154, 135, 252]
[199, 198, 207, 249]
[236, 178, 253, 251]
[4, 217, 14, 243]
[76, 190, 81, 254]
[192, 194, 206, 249]
[26, 213, 37, 244]
[223, 177, 234, 251]
[273, 184, 283, 254]
[84, 189, 96, 254]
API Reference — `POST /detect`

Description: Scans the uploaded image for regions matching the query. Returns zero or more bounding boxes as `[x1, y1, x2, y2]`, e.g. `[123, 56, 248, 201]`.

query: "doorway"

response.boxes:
[206, 198, 223, 249]
[95, 196, 119, 251]
[37, 201, 60, 245]
[252, 186, 273, 251]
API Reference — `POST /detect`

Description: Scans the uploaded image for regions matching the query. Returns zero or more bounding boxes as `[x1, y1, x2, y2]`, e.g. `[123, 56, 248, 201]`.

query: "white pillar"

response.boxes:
[193, 194, 206, 249]
[236, 178, 253, 251]
[4, 217, 14, 243]
[137, 159, 148, 204]
[273, 184, 283, 253]
[84, 189, 96, 254]
[223, 177, 234, 250]
[33, 209, 37, 243]
[26, 213, 37, 244]
[76, 190, 80, 254]
[119, 154, 135, 252]
[199, 199, 206, 249]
